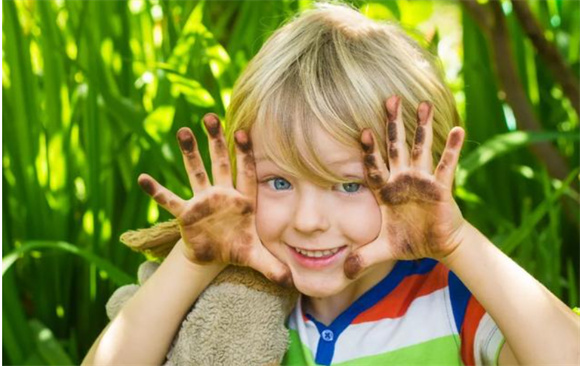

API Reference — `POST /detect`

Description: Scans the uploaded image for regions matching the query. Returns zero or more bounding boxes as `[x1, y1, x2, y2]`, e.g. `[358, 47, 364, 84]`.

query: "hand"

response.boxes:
[137, 114, 293, 287]
[344, 96, 468, 280]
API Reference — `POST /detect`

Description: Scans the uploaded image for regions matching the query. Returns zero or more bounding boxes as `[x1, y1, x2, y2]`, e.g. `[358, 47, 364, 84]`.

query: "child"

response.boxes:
[83, 3, 579, 365]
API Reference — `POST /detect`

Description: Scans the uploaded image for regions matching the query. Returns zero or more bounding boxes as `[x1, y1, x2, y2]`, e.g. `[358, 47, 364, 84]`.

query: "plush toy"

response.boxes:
[106, 219, 299, 366]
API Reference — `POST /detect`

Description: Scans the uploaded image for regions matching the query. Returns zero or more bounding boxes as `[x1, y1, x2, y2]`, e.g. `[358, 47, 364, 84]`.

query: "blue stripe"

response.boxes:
[308, 315, 335, 365]
[308, 258, 439, 365]
[448, 271, 471, 332]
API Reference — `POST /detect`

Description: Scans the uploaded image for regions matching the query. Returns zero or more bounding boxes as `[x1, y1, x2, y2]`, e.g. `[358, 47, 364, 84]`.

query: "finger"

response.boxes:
[344, 239, 393, 280]
[137, 173, 185, 217]
[434, 127, 465, 189]
[248, 246, 294, 288]
[176, 127, 211, 193]
[410, 101, 434, 173]
[385, 95, 409, 174]
[234, 130, 257, 200]
[203, 113, 233, 188]
[360, 129, 389, 193]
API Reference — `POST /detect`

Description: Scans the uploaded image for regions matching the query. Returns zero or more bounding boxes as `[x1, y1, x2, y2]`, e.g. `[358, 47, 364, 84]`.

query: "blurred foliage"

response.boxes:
[2, 0, 579, 364]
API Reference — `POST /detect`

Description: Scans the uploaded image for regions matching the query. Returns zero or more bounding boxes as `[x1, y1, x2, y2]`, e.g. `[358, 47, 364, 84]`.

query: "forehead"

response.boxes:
[252, 124, 361, 167]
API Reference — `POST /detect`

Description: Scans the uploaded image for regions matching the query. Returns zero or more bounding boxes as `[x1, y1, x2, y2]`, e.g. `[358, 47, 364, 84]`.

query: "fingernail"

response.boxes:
[418, 101, 432, 123]
[177, 128, 194, 153]
[387, 96, 400, 122]
[203, 114, 221, 137]
[138, 176, 155, 196]
[448, 128, 464, 149]
[234, 130, 252, 153]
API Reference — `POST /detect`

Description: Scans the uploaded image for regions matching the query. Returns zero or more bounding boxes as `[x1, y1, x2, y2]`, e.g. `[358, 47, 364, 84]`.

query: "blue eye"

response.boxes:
[268, 177, 292, 191]
[337, 182, 362, 194]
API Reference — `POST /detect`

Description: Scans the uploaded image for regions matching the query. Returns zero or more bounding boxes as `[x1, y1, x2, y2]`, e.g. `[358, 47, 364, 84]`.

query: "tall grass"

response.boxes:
[2, 1, 578, 364]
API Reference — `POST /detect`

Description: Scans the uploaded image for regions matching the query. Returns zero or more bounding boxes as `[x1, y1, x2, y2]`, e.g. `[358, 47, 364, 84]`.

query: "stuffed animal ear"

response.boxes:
[119, 219, 181, 259]
[106, 284, 139, 320]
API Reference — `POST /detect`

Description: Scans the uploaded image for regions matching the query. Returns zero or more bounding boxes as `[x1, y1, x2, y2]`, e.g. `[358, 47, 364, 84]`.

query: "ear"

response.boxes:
[119, 219, 181, 259]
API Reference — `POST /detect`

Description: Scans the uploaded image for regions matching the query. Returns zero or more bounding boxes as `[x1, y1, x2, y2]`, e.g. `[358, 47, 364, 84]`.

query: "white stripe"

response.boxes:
[288, 294, 320, 357]
[332, 287, 457, 363]
[474, 313, 504, 366]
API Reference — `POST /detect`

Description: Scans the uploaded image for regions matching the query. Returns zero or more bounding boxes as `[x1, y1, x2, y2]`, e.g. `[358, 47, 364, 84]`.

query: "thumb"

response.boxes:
[247, 245, 294, 289]
[344, 240, 391, 280]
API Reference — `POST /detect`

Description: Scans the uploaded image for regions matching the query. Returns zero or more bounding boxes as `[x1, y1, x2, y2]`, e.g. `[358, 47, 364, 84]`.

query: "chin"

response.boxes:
[291, 271, 348, 298]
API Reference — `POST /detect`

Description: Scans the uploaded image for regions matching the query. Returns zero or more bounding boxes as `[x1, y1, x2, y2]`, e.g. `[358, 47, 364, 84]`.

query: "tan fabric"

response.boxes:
[106, 262, 298, 366]
[119, 220, 181, 258]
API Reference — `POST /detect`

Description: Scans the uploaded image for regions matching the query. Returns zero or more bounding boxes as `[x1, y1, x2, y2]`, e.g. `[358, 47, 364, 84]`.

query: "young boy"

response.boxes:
[83, 3, 579, 365]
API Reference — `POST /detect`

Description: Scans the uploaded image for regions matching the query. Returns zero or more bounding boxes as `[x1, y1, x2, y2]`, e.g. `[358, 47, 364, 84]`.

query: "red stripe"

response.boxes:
[460, 296, 486, 366]
[352, 263, 449, 324]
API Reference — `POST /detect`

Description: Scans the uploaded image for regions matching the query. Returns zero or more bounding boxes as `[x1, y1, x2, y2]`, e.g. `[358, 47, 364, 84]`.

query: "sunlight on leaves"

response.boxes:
[360, 3, 396, 21]
[207, 44, 231, 79]
[399, 0, 433, 28]
[83, 211, 94, 236]
[167, 73, 215, 107]
[129, 0, 145, 14]
[48, 133, 66, 192]
[147, 198, 159, 224]
[144, 105, 175, 142]
[35, 134, 48, 188]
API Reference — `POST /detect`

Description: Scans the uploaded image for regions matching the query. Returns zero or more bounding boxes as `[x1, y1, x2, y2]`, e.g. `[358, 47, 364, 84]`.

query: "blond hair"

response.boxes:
[225, 2, 460, 186]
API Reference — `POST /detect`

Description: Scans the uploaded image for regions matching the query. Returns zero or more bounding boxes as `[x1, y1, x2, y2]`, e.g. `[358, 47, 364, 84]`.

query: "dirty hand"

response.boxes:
[138, 114, 293, 287]
[344, 96, 468, 280]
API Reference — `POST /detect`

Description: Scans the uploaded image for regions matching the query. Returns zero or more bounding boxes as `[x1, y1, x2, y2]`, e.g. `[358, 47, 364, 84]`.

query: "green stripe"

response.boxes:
[282, 330, 463, 366]
[282, 329, 316, 366]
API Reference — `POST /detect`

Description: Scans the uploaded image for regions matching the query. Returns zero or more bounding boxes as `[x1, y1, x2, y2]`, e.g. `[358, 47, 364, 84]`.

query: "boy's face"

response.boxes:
[252, 126, 382, 297]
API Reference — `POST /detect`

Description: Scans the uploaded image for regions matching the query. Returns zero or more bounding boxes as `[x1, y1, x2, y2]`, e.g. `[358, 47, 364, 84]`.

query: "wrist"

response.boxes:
[438, 219, 475, 268]
[172, 239, 227, 278]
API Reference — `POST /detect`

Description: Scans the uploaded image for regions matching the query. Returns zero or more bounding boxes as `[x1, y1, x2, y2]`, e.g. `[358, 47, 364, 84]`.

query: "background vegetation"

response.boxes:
[3, 0, 578, 364]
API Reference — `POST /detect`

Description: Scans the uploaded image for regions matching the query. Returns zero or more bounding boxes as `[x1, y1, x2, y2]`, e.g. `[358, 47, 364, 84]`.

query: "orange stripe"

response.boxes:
[352, 263, 449, 324]
[460, 296, 486, 366]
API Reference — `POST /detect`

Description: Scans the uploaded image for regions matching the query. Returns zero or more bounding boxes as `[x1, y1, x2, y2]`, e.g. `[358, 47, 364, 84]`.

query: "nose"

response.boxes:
[292, 187, 330, 234]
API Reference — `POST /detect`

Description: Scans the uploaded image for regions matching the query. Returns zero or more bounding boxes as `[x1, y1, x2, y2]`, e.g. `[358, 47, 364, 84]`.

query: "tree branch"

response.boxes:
[511, 0, 579, 116]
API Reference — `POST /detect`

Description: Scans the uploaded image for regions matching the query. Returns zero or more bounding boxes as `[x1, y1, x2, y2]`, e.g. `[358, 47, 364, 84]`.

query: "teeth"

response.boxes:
[295, 247, 341, 258]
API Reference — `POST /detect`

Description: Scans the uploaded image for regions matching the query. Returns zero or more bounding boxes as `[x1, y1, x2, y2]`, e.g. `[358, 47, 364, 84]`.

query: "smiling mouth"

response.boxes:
[291, 245, 346, 258]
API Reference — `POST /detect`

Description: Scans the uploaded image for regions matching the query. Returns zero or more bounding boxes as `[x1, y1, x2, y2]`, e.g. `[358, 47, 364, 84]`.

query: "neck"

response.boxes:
[303, 260, 397, 326]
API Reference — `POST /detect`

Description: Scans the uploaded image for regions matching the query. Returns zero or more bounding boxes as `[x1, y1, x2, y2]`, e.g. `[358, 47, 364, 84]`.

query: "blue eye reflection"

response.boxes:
[268, 177, 292, 191]
[339, 182, 361, 194]
[265, 178, 362, 194]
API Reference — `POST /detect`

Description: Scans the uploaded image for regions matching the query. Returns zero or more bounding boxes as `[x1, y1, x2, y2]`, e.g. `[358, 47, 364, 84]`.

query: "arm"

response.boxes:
[83, 114, 291, 365]
[82, 239, 226, 366]
[343, 96, 579, 365]
[441, 221, 580, 365]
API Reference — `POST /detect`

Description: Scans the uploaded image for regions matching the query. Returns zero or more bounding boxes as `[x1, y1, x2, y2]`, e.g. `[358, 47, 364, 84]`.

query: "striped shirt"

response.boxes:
[282, 258, 505, 365]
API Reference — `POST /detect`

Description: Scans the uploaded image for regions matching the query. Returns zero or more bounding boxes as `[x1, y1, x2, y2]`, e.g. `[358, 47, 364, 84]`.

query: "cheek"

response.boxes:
[255, 190, 287, 245]
[337, 192, 381, 244]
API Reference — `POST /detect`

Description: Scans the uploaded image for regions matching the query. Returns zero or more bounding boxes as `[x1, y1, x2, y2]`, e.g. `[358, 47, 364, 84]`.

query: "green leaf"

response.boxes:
[144, 105, 176, 142]
[361, 2, 399, 20]
[456, 130, 580, 186]
[166, 72, 215, 107]
[2, 241, 133, 286]
[499, 167, 579, 255]
[566, 259, 578, 307]
[29, 319, 74, 365]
